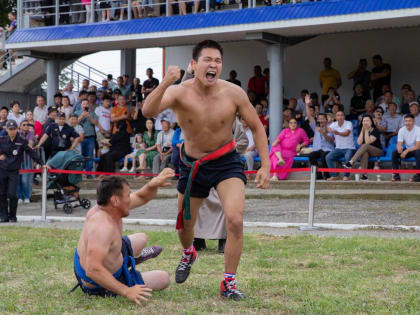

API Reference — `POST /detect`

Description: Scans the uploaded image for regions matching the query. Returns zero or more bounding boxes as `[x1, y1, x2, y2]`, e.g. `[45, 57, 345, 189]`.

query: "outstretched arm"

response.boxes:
[142, 66, 181, 118]
[236, 87, 270, 189]
[129, 168, 174, 210]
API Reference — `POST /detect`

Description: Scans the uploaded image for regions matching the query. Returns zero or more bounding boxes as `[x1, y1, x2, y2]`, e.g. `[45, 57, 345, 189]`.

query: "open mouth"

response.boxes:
[206, 71, 216, 81]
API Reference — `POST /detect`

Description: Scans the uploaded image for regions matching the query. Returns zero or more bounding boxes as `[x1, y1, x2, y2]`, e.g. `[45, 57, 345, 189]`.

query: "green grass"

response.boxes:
[0, 227, 419, 314]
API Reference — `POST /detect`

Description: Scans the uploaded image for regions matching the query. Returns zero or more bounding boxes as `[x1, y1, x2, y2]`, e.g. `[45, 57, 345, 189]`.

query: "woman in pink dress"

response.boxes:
[269, 118, 310, 180]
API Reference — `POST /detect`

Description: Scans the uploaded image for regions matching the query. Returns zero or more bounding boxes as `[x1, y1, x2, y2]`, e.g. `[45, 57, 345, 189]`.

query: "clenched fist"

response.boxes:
[163, 66, 181, 86]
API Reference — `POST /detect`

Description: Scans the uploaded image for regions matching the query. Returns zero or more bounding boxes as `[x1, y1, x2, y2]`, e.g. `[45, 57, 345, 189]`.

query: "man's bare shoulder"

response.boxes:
[85, 207, 115, 230]
[218, 79, 247, 99]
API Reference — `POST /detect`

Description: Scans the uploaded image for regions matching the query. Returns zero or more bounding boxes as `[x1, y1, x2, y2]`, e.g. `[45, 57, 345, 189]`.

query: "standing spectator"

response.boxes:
[107, 74, 116, 90]
[0, 106, 8, 130]
[68, 114, 84, 154]
[0, 120, 42, 223]
[114, 76, 130, 99]
[80, 79, 90, 92]
[82, 0, 93, 23]
[392, 114, 420, 182]
[53, 93, 63, 108]
[226, 70, 241, 87]
[296, 89, 309, 115]
[348, 83, 369, 120]
[87, 91, 98, 109]
[25, 110, 42, 141]
[241, 118, 258, 179]
[138, 118, 158, 173]
[269, 117, 309, 181]
[347, 59, 371, 97]
[373, 107, 387, 148]
[171, 126, 184, 179]
[43, 106, 58, 134]
[33, 96, 48, 125]
[344, 115, 383, 180]
[17, 120, 36, 204]
[131, 78, 146, 134]
[383, 102, 402, 144]
[110, 95, 134, 134]
[98, 79, 109, 94]
[62, 82, 79, 105]
[142, 68, 159, 99]
[123, 74, 132, 91]
[408, 102, 420, 127]
[371, 54, 391, 102]
[59, 95, 73, 121]
[94, 94, 112, 156]
[5, 12, 17, 37]
[74, 99, 100, 176]
[152, 118, 174, 175]
[326, 111, 355, 181]
[319, 57, 342, 104]
[72, 90, 88, 113]
[400, 89, 416, 115]
[247, 65, 267, 101]
[7, 101, 25, 126]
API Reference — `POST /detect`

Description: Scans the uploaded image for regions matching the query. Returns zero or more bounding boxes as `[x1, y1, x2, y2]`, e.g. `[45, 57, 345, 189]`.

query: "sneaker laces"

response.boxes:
[178, 253, 193, 271]
[226, 280, 243, 296]
[138, 247, 155, 257]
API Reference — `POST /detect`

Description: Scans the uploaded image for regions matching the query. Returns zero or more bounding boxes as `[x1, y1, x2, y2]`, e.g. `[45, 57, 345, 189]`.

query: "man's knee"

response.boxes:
[225, 213, 243, 234]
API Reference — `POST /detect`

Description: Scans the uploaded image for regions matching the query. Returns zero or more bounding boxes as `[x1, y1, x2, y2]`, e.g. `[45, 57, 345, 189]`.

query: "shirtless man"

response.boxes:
[142, 40, 270, 300]
[73, 169, 174, 306]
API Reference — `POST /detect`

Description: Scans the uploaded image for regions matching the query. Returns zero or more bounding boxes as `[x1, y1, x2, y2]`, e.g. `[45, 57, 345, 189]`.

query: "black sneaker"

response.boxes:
[175, 248, 197, 284]
[135, 246, 163, 264]
[220, 279, 245, 301]
[361, 175, 368, 181]
[9, 217, 17, 223]
[410, 175, 420, 182]
[193, 238, 207, 251]
[343, 162, 353, 169]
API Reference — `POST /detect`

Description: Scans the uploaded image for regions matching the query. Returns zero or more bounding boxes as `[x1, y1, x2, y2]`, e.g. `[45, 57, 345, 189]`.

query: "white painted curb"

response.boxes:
[16, 216, 420, 232]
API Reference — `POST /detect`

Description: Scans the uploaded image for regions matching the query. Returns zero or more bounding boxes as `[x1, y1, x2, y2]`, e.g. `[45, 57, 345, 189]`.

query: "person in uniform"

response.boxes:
[0, 120, 43, 223]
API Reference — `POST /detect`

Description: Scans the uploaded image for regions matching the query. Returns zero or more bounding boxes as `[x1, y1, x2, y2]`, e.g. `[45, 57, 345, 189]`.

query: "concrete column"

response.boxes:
[267, 44, 284, 144]
[120, 49, 136, 80]
[46, 59, 60, 107]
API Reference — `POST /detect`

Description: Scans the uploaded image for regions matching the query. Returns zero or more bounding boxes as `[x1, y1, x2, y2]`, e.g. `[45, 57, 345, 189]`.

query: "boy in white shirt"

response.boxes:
[94, 95, 112, 156]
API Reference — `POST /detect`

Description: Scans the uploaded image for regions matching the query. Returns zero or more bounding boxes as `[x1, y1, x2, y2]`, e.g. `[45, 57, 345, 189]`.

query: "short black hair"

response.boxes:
[54, 93, 62, 98]
[102, 94, 112, 101]
[88, 91, 97, 97]
[404, 114, 415, 120]
[107, 74, 113, 79]
[79, 90, 88, 96]
[0, 106, 8, 112]
[324, 57, 332, 63]
[97, 176, 128, 206]
[384, 90, 393, 96]
[373, 54, 382, 61]
[70, 113, 78, 119]
[10, 100, 20, 107]
[192, 40, 223, 61]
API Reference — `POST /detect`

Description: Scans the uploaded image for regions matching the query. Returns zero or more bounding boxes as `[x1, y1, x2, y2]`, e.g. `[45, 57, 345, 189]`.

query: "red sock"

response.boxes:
[224, 273, 235, 282]
[182, 245, 195, 255]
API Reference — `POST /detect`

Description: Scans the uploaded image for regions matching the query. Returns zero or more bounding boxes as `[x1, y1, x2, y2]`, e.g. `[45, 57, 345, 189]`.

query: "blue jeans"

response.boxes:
[17, 154, 33, 200]
[326, 148, 355, 177]
[81, 136, 96, 172]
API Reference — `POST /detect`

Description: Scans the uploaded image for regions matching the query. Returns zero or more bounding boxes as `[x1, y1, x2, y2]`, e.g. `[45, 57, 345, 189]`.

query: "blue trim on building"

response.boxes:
[7, 0, 420, 44]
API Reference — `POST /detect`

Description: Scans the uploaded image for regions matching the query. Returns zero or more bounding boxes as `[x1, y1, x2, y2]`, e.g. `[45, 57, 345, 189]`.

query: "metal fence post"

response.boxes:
[128, 0, 132, 19]
[91, 0, 95, 23]
[205, 0, 209, 13]
[41, 167, 48, 222]
[17, 0, 24, 29]
[166, 0, 169, 16]
[55, 0, 60, 25]
[299, 165, 323, 231]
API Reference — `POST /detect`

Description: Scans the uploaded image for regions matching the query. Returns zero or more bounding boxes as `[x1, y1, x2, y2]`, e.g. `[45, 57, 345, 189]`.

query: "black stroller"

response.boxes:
[47, 152, 91, 214]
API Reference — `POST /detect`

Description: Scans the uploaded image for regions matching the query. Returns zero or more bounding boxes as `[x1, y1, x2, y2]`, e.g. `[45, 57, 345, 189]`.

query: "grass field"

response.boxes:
[0, 226, 419, 314]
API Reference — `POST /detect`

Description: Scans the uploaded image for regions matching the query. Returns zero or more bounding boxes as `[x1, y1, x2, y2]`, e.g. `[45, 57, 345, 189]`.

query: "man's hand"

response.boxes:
[400, 149, 408, 159]
[163, 66, 181, 86]
[255, 167, 270, 189]
[397, 146, 403, 154]
[305, 94, 311, 105]
[0, 154, 6, 160]
[149, 168, 175, 188]
[124, 285, 153, 306]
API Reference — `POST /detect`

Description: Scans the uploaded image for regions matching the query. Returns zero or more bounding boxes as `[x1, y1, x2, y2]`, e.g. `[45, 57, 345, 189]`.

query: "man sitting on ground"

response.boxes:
[391, 114, 420, 182]
[73, 170, 173, 303]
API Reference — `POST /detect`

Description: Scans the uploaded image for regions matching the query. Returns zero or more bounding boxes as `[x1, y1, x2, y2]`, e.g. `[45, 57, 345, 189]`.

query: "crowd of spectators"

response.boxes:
[1, 51, 420, 206]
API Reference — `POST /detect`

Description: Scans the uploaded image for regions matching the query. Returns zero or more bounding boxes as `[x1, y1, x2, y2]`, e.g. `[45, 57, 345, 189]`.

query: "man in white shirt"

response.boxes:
[326, 110, 355, 180]
[62, 82, 79, 106]
[152, 118, 174, 174]
[155, 108, 176, 131]
[392, 114, 420, 182]
[240, 118, 257, 178]
[7, 101, 25, 126]
[33, 96, 48, 125]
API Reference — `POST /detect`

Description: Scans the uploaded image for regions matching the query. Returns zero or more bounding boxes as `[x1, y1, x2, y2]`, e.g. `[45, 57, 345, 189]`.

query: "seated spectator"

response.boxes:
[171, 125, 184, 180]
[296, 89, 309, 115]
[53, 93, 62, 108]
[152, 118, 174, 175]
[247, 90, 257, 106]
[310, 92, 322, 112]
[226, 70, 241, 87]
[74, 99, 100, 176]
[373, 107, 387, 148]
[33, 95, 48, 126]
[36, 112, 80, 158]
[25, 110, 42, 141]
[323, 87, 340, 113]
[7, 100, 25, 126]
[359, 99, 375, 121]
[68, 114, 84, 154]
[392, 114, 420, 182]
[241, 118, 258, 179]
[400, 89, 415, 115]
[155, 108, 176, 131]
[288, 97, 297, 115]
[255, 103, 268, 133]
[62, 82, 78, 106]
[111, 95, 134, 135]
[95, 94, 112, 156]
[0, 106, 8, 130]
[248, 65, 267, 101]
[269, 117, 309, 181]
[107, 74, 116, 90]
[348, 83, 369, 120]
[344, 115, 383, 180]
[408, 102, 420, 127]
[379, 91, 393, 113]
[137, 118, 158, 174]
[326, 111, 355, 181]
[296, 109, 314, 140]
[17, 120, 36, 204]
[98, 121, 131, 173]
[383, 102, 402, 144]
[59, 95, 72, 121]
[398, 84, 411, 109]
[120, 134, 146, 173]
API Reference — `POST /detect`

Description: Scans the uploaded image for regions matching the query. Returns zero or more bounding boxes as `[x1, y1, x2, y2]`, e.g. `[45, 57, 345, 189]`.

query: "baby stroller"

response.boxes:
[47, 151, 92, 214]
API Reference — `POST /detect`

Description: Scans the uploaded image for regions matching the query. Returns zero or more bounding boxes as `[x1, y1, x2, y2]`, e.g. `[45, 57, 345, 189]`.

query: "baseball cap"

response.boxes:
[409, 101, 419, 107]
[161, 115, 170, 123]
[6, 120, 18, 129]
[48, 106, 58, 114]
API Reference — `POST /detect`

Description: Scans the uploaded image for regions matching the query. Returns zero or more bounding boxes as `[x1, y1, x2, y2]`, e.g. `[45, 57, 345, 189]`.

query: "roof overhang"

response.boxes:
[6, 4, 420, 53]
